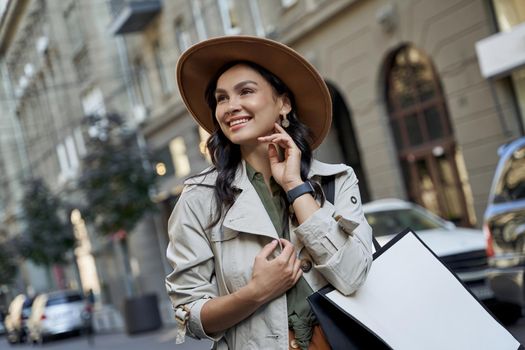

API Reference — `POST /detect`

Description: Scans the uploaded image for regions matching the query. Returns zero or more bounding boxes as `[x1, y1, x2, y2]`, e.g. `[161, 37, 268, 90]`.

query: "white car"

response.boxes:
[27, 290, 91, 344]
[363, 198, 493, 301]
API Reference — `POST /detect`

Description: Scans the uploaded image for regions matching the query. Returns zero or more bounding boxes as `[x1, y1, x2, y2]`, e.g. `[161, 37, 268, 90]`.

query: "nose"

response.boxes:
[226, 97, 241, 115]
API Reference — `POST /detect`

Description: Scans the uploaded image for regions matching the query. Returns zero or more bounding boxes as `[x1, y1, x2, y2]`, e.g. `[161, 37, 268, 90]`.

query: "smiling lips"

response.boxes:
[229, 117, 251, 128]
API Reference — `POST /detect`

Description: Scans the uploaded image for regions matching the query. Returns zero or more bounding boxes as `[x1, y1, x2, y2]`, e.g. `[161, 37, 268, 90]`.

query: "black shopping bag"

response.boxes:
[308, 228, 520, 350]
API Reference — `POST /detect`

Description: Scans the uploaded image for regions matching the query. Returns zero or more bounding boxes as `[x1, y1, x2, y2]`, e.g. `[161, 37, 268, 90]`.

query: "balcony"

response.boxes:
[109, 0, 162, 35]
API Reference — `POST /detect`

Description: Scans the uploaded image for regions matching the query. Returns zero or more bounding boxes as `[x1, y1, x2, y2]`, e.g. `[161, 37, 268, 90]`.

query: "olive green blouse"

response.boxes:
[245, 163, 316, 350]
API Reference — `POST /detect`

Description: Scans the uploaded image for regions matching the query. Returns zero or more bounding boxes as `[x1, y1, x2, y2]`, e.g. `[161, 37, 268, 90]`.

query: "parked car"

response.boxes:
[27, 290, 92, 344]
[484, 136, 525, 324]
[4, 294, 35, 344]
[0, 309, 6, 336]
[363, 199, 493, 302]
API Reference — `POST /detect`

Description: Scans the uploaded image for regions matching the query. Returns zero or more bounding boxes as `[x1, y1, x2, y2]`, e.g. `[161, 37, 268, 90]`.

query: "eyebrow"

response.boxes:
[215, 80, 258, 94]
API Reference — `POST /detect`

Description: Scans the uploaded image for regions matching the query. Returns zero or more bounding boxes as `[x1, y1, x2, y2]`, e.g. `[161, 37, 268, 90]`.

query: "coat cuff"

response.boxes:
[187, 298, 224, 342]
[294, 206, 358, 264]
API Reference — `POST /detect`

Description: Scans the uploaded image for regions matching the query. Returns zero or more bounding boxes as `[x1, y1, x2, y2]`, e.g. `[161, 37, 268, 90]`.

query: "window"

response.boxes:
[495, 145, 525, 202]
[385, 44, 475, 226]
[81, 87, 106, 116]
[175, 19, 191, 53]
[170, 137, 191, 178]
[217, 0, 241, 35]
[249, 0, 265, 36]
[134, 59, 153, 107]
[74, 127, 87, 157]
[492, 0, 525, 32]
[198, 126, 211, 163]
[63, 2, 84, 52]
[153, 41, 172, 95]
[65, 136, 79, 171]
[56, 144, 69, 178]
[56, 136, 80, 182]
[191, 0, 207, 40]
[387, 46, 451, 150]
[365, 208, 443, 237]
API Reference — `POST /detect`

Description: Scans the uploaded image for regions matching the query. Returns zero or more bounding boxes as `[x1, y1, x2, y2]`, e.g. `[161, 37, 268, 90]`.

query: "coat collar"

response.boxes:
[183, 159, 349, 188]
[184, 160, 349, 239]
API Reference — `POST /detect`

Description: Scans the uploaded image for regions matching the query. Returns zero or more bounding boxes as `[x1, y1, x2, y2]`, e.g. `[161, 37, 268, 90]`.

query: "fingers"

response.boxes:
[258, 123, 293, 144]
[259, 133, 294, 147]
[257, 240, 279, 260]
[293, 258, 303, 283]
[281, 239, 303, 283]
[279, 239, 295, 262]
[273, 122, 287, 133]
[267, 143, 280, 166]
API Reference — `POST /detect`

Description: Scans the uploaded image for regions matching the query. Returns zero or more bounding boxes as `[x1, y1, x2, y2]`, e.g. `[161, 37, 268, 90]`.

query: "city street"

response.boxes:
[0, 328, 212, 350]
[1, 319, 524, 350]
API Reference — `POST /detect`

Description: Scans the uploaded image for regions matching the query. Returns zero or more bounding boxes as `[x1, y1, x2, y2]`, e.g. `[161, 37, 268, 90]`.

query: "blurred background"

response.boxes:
[0, 0, 524, 348]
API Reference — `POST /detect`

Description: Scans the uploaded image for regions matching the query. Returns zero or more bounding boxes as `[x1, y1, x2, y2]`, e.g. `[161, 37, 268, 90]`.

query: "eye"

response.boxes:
[215, 94, 228, 103]
[240, 88, 254, 95]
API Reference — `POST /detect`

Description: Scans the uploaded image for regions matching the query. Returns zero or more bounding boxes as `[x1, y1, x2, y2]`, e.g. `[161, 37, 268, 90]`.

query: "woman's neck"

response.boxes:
[241, 143, 273, 184]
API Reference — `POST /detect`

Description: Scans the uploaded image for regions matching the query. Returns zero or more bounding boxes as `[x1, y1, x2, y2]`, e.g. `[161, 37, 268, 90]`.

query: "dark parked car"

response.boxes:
[0, 309, 6, 336]
[484, 136, 525, 324]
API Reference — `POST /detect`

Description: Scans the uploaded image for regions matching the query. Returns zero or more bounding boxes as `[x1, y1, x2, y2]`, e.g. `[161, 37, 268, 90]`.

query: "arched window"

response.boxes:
[385, 45, 475, 226]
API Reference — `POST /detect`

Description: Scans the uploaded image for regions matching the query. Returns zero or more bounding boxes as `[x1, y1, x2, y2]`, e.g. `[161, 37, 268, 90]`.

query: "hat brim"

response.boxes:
[176, 35, 332, 149]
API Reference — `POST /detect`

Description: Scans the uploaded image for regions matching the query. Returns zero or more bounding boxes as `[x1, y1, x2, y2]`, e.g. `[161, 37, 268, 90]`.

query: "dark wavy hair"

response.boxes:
[194, 60, 324, 227]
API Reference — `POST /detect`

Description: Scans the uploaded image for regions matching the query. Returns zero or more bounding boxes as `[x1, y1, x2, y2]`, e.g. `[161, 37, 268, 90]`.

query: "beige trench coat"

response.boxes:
[165, 159, 373, 349]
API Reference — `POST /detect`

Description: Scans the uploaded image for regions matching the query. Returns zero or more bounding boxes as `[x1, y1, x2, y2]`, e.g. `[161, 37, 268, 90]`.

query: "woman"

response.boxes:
[166, 36, 373, 350]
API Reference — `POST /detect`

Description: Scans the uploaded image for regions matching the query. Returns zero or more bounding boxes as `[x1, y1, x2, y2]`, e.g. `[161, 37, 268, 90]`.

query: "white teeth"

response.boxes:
[230, 118, 249, 127]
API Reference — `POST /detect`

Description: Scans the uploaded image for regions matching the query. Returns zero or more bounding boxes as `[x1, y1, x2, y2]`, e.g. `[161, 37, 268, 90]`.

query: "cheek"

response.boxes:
[214, 106, 226, 123]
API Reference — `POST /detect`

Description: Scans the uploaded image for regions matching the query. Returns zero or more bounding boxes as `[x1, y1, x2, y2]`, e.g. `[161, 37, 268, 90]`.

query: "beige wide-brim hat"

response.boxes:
[176, 35, 332, 149]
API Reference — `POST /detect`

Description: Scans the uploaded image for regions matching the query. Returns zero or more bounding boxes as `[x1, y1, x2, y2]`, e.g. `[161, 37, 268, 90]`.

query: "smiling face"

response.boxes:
[213, 64, 291, 147]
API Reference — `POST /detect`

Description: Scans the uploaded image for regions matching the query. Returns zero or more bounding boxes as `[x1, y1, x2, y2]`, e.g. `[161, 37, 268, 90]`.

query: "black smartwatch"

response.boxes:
[286, 181, 315, 204]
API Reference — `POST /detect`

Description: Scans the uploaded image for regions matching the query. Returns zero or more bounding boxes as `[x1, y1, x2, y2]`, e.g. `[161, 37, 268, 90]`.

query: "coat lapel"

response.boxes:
[222, 161, 279, 240]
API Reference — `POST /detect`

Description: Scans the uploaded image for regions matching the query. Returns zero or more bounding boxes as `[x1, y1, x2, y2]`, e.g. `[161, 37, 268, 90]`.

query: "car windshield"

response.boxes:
[365, 208, 444, 237]
[46, 294, 83, 306]
[21, 298, 33, 318]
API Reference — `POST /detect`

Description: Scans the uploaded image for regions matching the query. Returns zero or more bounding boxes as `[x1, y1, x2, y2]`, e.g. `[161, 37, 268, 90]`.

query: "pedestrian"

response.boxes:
[165, 35, 374, 350]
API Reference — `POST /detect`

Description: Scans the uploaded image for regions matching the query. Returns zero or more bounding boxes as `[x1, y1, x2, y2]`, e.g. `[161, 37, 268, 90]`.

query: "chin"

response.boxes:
[226, 130, 257, 145]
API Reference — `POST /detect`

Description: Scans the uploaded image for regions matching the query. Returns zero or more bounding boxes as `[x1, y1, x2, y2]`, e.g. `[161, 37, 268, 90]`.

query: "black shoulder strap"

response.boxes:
[321, 175, 336, 206]
[321, 175, 381, 252]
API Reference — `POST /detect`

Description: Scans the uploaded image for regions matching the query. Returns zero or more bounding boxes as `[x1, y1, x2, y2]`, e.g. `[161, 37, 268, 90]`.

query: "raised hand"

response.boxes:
[258, 123, 304, 191]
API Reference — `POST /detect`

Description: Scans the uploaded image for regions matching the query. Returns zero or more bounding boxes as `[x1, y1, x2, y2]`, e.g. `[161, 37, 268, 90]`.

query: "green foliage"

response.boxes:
[78, 114, 156, 236]
[0, 241, 17, 285]
[20, 178, 75, 266]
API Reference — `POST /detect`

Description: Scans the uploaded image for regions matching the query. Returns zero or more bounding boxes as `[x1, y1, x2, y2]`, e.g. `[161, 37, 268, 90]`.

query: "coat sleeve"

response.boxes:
[165, 186, 224, 342]
[293, 168, 373, 295]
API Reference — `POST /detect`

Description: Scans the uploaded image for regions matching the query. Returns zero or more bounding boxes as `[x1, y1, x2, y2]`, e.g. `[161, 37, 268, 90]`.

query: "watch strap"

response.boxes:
[287, 181, 315, 204]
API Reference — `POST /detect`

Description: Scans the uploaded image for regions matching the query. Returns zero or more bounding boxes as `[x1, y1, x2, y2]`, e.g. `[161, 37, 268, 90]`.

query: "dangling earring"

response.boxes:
[281, 114, 290, 128]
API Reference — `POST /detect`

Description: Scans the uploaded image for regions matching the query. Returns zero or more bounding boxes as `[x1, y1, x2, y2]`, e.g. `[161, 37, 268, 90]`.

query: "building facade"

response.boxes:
[112, 0, 523, 324]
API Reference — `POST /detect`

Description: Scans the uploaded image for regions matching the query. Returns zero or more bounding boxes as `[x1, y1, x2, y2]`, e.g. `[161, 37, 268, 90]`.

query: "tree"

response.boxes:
[20, 178, 75, 266]
[0, 241, 17, 286]
[77, 113, 156, 297]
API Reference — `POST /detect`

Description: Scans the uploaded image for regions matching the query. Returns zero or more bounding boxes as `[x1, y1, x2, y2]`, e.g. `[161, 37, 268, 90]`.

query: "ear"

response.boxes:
[279, 95, 292, 115]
